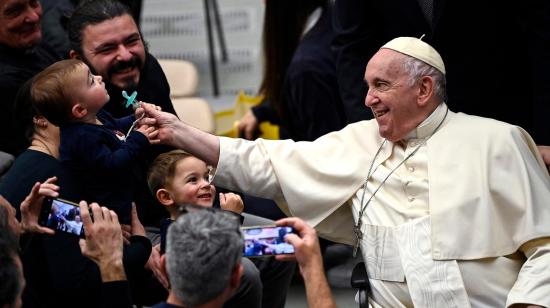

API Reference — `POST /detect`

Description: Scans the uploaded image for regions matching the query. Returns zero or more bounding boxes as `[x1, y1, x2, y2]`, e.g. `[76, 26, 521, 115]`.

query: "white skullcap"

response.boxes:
[381, 37, 446, 75]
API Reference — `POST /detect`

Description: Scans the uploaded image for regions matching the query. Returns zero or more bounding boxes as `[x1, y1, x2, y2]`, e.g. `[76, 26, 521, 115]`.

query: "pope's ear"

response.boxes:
[156, 189, 175, 207]
[417, 75, 435, 107]
[69, 50, 81, 60]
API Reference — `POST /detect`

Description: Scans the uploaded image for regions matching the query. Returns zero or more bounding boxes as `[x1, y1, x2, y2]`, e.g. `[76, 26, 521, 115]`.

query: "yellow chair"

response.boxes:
[215, 91, 279, 139]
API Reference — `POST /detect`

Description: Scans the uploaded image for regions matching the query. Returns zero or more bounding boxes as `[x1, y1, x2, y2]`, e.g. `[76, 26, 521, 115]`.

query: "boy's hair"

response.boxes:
[147, 150, 193, 195]
[31, 59, 83, 127]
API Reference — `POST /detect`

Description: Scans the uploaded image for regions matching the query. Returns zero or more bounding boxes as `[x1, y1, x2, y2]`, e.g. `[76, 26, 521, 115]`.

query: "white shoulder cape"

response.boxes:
[214, 111, 550, 259]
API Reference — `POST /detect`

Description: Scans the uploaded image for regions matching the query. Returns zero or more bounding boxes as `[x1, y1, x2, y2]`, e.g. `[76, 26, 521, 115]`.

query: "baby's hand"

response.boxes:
[136, 124, 159, 144]
[219, 193, 244, 214]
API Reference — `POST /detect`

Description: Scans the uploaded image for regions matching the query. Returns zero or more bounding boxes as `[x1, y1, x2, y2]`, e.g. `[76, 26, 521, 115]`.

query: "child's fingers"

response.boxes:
[44, 176, 58, 184]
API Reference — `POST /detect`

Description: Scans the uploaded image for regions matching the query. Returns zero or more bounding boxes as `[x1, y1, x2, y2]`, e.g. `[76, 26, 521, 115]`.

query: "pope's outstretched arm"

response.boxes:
[140, 104, 221, 166]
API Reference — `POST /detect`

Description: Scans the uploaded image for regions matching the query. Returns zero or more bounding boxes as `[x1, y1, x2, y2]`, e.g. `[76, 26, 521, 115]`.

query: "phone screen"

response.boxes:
[40, 198, 84, 237]
[242, 226, 295, 257]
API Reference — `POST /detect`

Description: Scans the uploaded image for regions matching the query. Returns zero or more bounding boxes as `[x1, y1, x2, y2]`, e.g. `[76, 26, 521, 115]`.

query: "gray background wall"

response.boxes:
[142, 0, 264, 102]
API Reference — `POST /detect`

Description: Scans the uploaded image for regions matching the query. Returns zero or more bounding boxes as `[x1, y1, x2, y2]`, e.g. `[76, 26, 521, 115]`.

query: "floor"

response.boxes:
[284, 244, 362, 308]
[285, 279, 357, 308]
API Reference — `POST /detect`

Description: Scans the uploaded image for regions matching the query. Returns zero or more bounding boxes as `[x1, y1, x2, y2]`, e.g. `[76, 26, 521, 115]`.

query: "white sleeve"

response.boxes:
[506, 237, 550, 307]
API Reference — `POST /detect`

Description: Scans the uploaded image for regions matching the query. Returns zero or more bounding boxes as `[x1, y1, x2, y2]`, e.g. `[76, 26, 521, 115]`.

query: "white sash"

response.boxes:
[394, 216, 471, 308]
[363, 216, 471, 307]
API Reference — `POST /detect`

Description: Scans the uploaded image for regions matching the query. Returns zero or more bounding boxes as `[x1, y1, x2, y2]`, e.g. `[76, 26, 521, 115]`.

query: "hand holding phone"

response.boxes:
[242, 225, 296, 257]
[274, 217, 323, 266]
[20, 177, 59, 235]
[78, 201, 126, 282]
[39, 197, 84, 237]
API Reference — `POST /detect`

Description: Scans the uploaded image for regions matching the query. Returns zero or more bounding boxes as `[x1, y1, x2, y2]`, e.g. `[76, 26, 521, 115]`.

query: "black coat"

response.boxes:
[0, 42, 60, 155]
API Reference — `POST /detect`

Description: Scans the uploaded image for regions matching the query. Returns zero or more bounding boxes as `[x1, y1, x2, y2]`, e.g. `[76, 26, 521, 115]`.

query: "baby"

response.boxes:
[32, 59, 157, 223]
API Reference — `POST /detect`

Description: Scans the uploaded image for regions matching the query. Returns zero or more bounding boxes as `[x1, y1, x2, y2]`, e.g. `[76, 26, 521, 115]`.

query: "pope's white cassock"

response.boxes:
[212, 103, 550, 307]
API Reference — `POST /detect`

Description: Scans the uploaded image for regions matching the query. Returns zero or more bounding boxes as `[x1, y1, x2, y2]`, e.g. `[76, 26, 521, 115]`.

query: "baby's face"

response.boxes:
[71, 63, 110, 114]
[168, 157, 216, 208]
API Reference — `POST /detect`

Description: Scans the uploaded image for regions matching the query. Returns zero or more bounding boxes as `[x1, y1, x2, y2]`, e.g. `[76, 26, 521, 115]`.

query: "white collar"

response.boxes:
[405, 103, 448, 140]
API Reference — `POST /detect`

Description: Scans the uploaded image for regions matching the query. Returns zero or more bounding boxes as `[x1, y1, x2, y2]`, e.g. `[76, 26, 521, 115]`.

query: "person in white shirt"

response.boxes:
[139, 37, 550, 308]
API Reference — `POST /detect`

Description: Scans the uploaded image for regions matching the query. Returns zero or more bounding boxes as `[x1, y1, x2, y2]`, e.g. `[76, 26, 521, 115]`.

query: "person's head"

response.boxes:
[31, 59, 110, 126]
[0, 235, 23, 308]
[0, 198, 24, 308]
[65, 208, 77, 221]
[68, 0, 146, 91]
[0, 0, 42, 49]
[0, 196, 20, 238]
[148, 150, 216, 218]
[13, 79, 60, 154]
[260, 0, 327, 117]
[161, 208, 243, 307]
[364, 37, 447, 142]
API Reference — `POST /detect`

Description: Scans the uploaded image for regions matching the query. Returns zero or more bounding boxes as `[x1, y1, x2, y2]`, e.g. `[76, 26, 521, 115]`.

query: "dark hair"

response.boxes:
[13, 78, 38, 149]
[68, 0, 133, 55]
[31, 59, 83, 127]
[259, 0, 327, 117]
[0, 211, 20, 308]
[147, 150, 193, 196]
[0, 241, 20, 308]
[0, 201, 18, 249]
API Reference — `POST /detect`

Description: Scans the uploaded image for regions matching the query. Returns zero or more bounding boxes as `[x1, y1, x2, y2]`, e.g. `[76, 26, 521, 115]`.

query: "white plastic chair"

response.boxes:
[158, 59, 199, 98]
[172, 97, 216, 134]
[158, 59, 215, 133]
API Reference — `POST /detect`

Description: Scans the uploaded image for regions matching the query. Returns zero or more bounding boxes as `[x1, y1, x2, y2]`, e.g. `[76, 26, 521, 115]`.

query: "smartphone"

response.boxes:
[242, 225, 296, 257]
[39, 198, 84, 237]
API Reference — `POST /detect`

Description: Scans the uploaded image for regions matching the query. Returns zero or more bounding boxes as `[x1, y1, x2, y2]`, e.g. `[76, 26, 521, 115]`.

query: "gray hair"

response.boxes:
[166, 208, 243, 307]
[402, 56, 447, 102]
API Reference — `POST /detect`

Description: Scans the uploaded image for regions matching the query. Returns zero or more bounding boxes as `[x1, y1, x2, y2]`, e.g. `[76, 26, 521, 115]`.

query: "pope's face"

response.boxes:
[79, 14, 146, 91]
[364, 49, 424, 142]
[0, 0, 42, 49]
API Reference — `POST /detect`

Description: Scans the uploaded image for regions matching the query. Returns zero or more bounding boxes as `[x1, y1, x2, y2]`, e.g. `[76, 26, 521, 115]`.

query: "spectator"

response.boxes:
[153, 207, 245, 308]
[0, 0, 59, 156]
[0, 78, 80, 211]
[147, 150, 295, 308]
[238, 0, 345, 142]
[40, 0, 142, 59]
[67, 0, 175, 118]
[67, 0, 178, 227]
[78, 201, 133, 308]
[31, 59, 157, 223]
[2, 179, 151, 307]
[276, 217, 336, 308]
[0, 227, 23, 308]
[1, 180, 147, 308]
